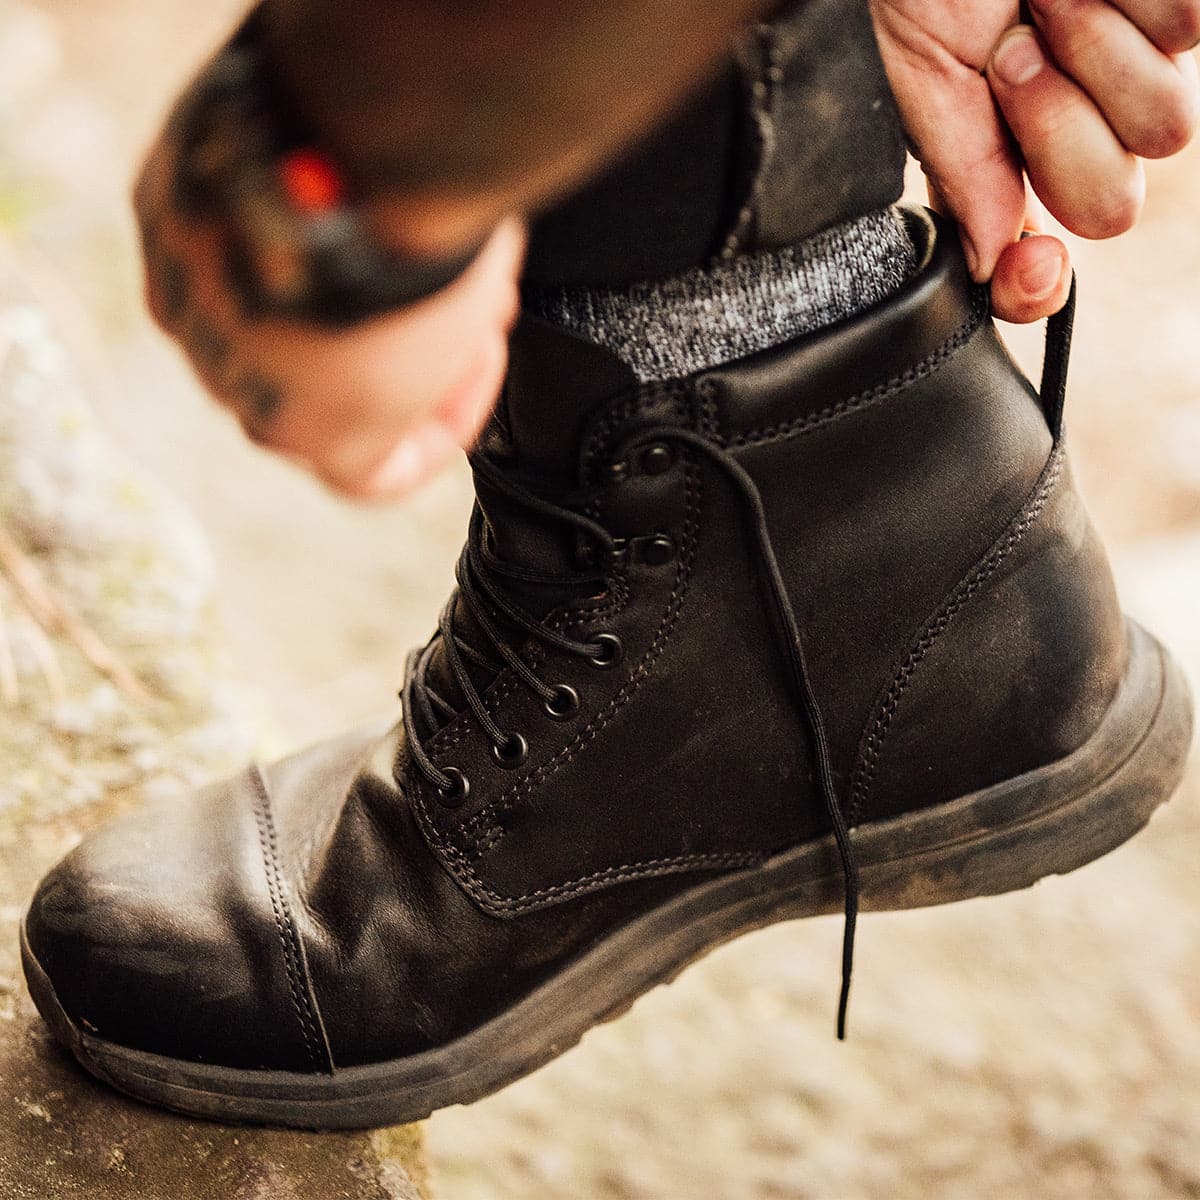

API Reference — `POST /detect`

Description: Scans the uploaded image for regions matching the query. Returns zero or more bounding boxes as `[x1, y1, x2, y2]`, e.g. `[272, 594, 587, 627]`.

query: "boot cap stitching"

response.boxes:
[250, 766, 332, 1071]
[709, 286, 988, 450]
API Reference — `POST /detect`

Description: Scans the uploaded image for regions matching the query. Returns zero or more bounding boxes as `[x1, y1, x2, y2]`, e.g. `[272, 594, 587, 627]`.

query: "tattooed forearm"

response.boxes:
[231, 373, 283, 434]
[157, 254, 190, 325]
[138, 174, 286, 439]
[186, 314, 232, 376]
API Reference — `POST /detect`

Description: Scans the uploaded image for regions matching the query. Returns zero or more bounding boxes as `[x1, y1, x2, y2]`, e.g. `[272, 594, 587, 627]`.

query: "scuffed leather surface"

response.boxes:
[743, 0, 907, 251]
[265, 731, 699, 1066]
[852, 454, 1127, 823]
[24, 770, 332, 1071]
[23, 214, 1126, 1073]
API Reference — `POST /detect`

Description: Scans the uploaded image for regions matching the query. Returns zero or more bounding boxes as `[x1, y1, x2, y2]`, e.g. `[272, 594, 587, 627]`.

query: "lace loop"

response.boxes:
[402, 458, 620, 798]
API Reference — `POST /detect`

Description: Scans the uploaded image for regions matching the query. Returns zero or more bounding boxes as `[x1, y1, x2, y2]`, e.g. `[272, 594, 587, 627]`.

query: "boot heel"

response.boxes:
[848, 619, 1193, 911]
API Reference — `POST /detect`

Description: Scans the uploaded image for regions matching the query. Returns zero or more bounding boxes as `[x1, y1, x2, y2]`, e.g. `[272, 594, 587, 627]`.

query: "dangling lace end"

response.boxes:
[836, 895, 858, 1041]
[612, 424, 867, 1045]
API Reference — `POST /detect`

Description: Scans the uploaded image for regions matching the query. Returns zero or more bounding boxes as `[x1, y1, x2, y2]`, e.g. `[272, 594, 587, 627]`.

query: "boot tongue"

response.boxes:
[414, 316, 637, 732]
[501, 314, 638, 479]
[471, 313, 638, 592]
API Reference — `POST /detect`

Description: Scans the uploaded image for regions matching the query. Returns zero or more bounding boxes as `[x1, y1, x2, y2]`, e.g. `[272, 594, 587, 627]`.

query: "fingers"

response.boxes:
[934, 161, 1071, 324]
[317, 333, 508, 502]
[982, 185, 1072, 324]
[987, 25, 1147, 238]
[1108, 0, 1200, 53]
[919, 111, 1028, 281]
[989, 232, 1073, 322]
[987, 2, 1200, 240]
[1030, 0, 1200, 159]
[140, 203, 278, 438]
[312, 425, 457, 501]
[881, 55, 1028, 279]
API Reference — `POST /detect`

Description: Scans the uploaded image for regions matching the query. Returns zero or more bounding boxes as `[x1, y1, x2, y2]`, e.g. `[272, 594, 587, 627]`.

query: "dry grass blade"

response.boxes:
[0, 520, 154, 702]
[21, 616, 66, 707]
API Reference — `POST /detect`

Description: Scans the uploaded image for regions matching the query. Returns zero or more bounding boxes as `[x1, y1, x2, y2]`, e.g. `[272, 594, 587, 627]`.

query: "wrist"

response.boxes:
[171, 8, 494, 326]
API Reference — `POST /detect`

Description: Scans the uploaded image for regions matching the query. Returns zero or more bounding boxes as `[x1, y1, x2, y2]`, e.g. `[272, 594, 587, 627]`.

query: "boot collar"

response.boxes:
[696, 207, 990, 446]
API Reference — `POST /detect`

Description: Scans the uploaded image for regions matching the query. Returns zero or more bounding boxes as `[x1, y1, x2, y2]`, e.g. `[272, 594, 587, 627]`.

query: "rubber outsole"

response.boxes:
[21, 619, 1194, 1129]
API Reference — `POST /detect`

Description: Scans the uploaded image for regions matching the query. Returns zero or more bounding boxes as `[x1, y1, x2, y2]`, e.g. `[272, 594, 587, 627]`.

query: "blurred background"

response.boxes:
[1, 2, 1196, 1197]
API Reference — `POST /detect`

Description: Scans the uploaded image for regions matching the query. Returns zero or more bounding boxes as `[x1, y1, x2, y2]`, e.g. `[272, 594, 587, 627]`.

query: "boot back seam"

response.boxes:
[846, 444, 1067, 828]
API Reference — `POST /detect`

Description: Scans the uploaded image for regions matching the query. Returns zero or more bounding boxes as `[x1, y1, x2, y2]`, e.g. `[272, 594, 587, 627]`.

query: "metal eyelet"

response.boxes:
[639, 443, 674, 475]
[491, 732, 529, 769]
[639, 534, 676, 566]
[436, 767, 470, 808]
[588, 632, 624, 669]
[605, 538, 630, 570]
[605, 460, 630, 484]
[543, 684, 580, 721]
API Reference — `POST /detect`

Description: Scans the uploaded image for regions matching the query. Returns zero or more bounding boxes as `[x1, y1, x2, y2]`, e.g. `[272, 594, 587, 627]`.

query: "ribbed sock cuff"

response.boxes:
[524, 208, 917, 382]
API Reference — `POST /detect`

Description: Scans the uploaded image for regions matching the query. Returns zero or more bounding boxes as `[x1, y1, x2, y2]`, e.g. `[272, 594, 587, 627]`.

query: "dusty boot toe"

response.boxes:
[22, 773, 332, 1076]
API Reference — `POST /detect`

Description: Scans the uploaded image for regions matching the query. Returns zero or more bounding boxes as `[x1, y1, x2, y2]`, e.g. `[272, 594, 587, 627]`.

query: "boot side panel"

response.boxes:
[737, 320, 1056, 799]
[848, 452, 1127, 824]
[430, 439, 820, 901]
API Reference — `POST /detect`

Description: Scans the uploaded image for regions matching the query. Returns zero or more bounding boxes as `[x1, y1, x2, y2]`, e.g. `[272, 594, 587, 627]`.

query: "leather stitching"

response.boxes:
[250, 766, 330, 1071]
[406, 292, 995, 911]
[462, 446, 702, 851]
[447, 385, 696, 848]
[846, 444, 1066, 828]
[430, 842, 762, 915]
[581, 380, 690, 480]
[411, 303, 991, 911]
[720, 22, 779, 259]
[419, 385, 688, 769]
[720, 287, 988, 449]
[424, 626, 540, 759]
[411, 411, 710, 908]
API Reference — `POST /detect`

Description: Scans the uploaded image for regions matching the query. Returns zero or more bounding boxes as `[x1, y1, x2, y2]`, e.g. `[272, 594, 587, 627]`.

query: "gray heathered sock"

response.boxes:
[525, 207, 917, 382]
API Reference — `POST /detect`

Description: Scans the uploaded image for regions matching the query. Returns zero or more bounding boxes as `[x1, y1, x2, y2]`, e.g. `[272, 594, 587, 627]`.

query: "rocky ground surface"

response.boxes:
[0, 257, 430, 1198]
[2, 2, 1198, 1197]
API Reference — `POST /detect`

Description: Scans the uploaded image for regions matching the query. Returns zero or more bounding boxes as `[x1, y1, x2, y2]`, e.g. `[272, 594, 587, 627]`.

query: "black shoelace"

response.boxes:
[402, 428, 860, 1038]
[402, 454, 625, 802]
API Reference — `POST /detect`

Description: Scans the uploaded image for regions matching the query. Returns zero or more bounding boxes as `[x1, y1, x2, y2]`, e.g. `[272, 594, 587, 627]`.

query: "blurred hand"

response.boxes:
[872, 0, 1200, 322]
[135, 130, 525, 502]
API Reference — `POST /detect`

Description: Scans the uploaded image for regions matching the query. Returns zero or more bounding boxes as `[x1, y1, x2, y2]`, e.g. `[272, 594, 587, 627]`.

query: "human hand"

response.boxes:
[135, 127, 525, 502]
[871, 0, 1200, 323]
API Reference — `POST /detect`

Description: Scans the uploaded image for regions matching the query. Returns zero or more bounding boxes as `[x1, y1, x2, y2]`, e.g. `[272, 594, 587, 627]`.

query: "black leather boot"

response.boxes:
[22, 210, 1192, 1128]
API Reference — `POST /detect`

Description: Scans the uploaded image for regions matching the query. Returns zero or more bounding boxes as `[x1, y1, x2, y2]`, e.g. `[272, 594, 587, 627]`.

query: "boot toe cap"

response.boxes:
[22, 774, 330, 1074]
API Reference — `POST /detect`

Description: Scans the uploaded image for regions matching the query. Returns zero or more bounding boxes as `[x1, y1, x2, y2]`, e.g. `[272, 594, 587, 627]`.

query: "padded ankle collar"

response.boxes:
[697, 208, 989, 445]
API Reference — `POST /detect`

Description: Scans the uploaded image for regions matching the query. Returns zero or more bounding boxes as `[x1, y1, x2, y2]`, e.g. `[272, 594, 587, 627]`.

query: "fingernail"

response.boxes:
[369, 438, 424, 493]
[993, 28, 1044, 87]
[1019, 250, 1063, 299]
